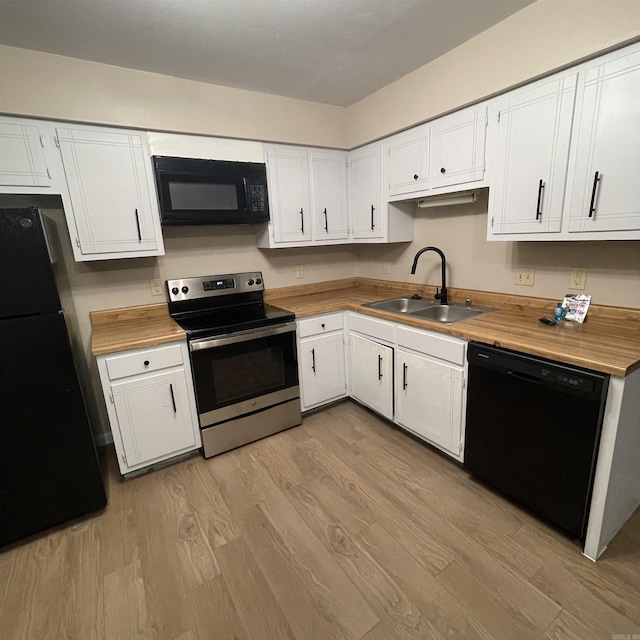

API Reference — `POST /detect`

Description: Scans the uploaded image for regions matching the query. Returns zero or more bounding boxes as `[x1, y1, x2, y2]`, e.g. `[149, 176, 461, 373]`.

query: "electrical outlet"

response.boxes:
[569, 267, 587, 290]
[295, 265, 304, 279]
[149, 278, 164, 296]
[515, 267, 535, 286]
[383, 262, 391, 275]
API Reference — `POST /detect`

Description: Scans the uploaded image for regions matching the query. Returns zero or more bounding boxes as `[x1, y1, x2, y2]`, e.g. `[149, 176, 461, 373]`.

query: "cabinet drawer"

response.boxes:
[348, 312, 395, 343]
[105, 343, 184, 380]
[397, 325, 466, 366]
[297, 313, 344, 338]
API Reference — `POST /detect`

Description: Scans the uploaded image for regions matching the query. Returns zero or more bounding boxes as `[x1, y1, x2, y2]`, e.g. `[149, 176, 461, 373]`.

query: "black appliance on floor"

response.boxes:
[464, 341, 609, 539]
[0, 207, 107, 547]
[167, 272, 301, 458]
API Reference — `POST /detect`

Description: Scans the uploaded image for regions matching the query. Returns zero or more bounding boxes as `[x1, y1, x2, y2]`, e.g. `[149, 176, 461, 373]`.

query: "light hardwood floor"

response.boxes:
[2, 400, 639, 640]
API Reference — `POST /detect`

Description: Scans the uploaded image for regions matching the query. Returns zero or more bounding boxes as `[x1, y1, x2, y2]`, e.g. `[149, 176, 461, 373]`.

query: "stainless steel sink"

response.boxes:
[362, 296, 436, 314]
[362, 297, 497, 324]
[409, 304, 483, 323]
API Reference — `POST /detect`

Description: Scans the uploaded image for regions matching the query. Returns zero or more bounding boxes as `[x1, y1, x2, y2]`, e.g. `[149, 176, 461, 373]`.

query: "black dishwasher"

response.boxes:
[464, 342, 609, 539]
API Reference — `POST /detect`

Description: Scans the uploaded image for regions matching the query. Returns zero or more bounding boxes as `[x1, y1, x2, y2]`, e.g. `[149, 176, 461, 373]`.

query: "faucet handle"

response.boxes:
[465, 298, 472, 308]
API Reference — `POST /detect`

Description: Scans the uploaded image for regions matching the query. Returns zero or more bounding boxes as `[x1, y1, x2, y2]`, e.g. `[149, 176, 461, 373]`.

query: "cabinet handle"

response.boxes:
[378, 355, 383, 380]
[311, 348, 316, 373]
[169, 383, 177, 413]
[535, 179, 544, 220]
[371, 205, 375, 230]
[143, 360, 150, 366]
[414, 174, 419, 180]
[588, 171, 600, 218]
[323, 208, 328, 232]
[321, 323, 325, 329]
[403, 363, 408, 390]
[134, 208, 142, 242]
[300, 208, 304, 234]
[440, 167, 446, 174]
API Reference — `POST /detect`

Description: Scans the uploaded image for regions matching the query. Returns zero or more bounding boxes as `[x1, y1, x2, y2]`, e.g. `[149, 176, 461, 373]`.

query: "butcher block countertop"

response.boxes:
[91, 278, 640, 377]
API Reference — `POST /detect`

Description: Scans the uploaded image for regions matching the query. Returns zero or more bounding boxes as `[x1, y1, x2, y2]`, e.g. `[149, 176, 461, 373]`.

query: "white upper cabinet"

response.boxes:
[385, 124, 430, 198]
[488, 73, 577, 236]
[310, 149, 349, 242]
[349, 141, 414, 243]
[0, 117, 53, 189]
[56, 125, 164, 260]
[566, 46, 640, 234]
[258, 144, 348, 247]
[349, 141, 385, 239]
[488, 41, 640, 241]
[260, 145, 312, 245]
[430, 106, 487, 190]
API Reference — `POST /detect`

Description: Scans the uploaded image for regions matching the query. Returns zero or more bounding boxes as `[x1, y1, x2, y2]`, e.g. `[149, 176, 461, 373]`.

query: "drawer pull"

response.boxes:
[143, 360, 150, 366]
[321, 323, 325, 329]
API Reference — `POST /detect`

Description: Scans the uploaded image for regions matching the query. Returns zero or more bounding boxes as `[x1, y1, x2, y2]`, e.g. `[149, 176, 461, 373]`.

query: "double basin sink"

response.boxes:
[361, 296, 498, 324]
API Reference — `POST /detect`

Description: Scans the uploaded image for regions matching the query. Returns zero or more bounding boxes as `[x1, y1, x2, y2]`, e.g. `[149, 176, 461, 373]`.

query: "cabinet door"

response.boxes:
[349, 143, 384, 239]
[299, 333, 346, 410]
[430, 106, 487, 189]
[0, 117, 51, 188]
[395, 349, 464, 457]
[385, 125, 429, 197]
[265, 146, 312, 243]
[567, 47, 640, 233]
[348, 333, 393, 420]
[489, 74, 577, 235]
[57, 126, 163, 256]
[310, 149, 348, 241]
[111, 369, 198, 468]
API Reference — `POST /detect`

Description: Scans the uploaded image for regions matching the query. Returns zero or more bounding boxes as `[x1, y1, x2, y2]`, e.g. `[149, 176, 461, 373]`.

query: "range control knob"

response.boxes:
[181, 286, 189, 294]
[247, 279, 255, 286]
[171, 287, 179, 295]
[255, 278, 262, 285]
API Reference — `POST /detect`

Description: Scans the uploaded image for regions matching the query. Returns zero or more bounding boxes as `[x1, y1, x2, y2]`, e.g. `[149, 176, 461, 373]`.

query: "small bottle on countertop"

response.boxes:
[554, 302, 567, 322]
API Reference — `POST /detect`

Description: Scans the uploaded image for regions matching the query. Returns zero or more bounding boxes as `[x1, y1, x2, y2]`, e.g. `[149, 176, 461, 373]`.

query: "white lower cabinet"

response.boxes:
[395, 348, 465, 459]
[395, 325, 467, 460]
[297, 313, 347, 411]
[97, 341, 201, 475]
[348, 332, 394, 421]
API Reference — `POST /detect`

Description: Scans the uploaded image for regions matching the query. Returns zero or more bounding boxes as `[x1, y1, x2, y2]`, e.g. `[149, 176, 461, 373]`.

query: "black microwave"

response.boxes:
[152, 156, 270, 225]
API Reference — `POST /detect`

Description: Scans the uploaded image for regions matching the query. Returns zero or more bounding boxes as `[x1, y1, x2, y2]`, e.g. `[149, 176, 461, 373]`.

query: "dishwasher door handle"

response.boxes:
[506, 369, 542, 385]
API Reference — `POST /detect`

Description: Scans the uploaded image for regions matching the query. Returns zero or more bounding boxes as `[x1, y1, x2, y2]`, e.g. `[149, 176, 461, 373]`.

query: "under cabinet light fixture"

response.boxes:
[417, 191, 477, 208]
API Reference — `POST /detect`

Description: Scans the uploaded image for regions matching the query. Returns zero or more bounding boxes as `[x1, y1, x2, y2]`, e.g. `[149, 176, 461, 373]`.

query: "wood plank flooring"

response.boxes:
[2, 400, 639, 640]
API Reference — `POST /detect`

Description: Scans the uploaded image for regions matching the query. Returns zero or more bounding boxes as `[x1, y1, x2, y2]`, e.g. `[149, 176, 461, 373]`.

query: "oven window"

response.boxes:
[168, 181, 238, 210]
[212, 346, 284, 404]
[190, 330, 298, 415]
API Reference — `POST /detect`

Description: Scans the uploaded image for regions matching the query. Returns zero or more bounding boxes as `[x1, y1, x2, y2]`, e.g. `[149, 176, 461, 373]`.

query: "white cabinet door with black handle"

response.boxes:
[348, 332, 393, 420]
[567, 45, 640, 234]
[395, 348, 465, 459]
[97, 341, 200, 475]
[299, 332, 346, 411]
[56, 125, 164, 259]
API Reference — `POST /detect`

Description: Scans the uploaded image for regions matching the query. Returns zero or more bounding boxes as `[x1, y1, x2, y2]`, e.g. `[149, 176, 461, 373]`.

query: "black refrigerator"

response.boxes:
[0, 207, 107, 547]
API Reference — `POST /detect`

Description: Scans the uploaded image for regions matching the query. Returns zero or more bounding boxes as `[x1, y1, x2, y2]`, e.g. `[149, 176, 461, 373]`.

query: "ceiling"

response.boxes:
[0, 0, 535, 107]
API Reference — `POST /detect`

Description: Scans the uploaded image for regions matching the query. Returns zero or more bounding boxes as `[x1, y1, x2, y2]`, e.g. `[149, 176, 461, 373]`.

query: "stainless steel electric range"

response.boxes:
[166, 272, 301, 458]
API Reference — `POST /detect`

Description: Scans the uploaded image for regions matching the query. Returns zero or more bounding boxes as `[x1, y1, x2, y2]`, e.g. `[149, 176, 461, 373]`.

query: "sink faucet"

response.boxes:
[410, 246, 448, 305]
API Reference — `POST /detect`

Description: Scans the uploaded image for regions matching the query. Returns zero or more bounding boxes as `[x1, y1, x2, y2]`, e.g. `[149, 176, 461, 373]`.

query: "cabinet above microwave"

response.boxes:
[152, 156, 270, 225]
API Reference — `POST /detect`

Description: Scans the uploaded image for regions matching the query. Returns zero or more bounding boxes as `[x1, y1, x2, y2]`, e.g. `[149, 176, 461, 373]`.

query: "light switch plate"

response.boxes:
[295, 265, 304, 279]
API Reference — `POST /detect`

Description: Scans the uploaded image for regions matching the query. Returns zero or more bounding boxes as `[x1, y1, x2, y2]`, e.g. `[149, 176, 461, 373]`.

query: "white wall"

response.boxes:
[346, 0, 640, 146]
[0, 45, 348, 149]
[357, 193, 640, 308]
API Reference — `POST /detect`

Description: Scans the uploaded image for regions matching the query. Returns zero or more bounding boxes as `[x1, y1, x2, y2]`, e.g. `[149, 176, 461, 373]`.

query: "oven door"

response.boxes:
[189, 322, 299, 427]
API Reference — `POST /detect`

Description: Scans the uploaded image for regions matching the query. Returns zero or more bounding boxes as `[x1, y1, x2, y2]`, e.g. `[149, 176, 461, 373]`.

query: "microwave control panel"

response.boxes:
[248, 183, 267, 212]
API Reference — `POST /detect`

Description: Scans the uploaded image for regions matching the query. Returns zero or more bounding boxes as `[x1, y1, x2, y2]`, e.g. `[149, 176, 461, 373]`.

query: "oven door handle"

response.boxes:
[189, 321, 297, 351]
